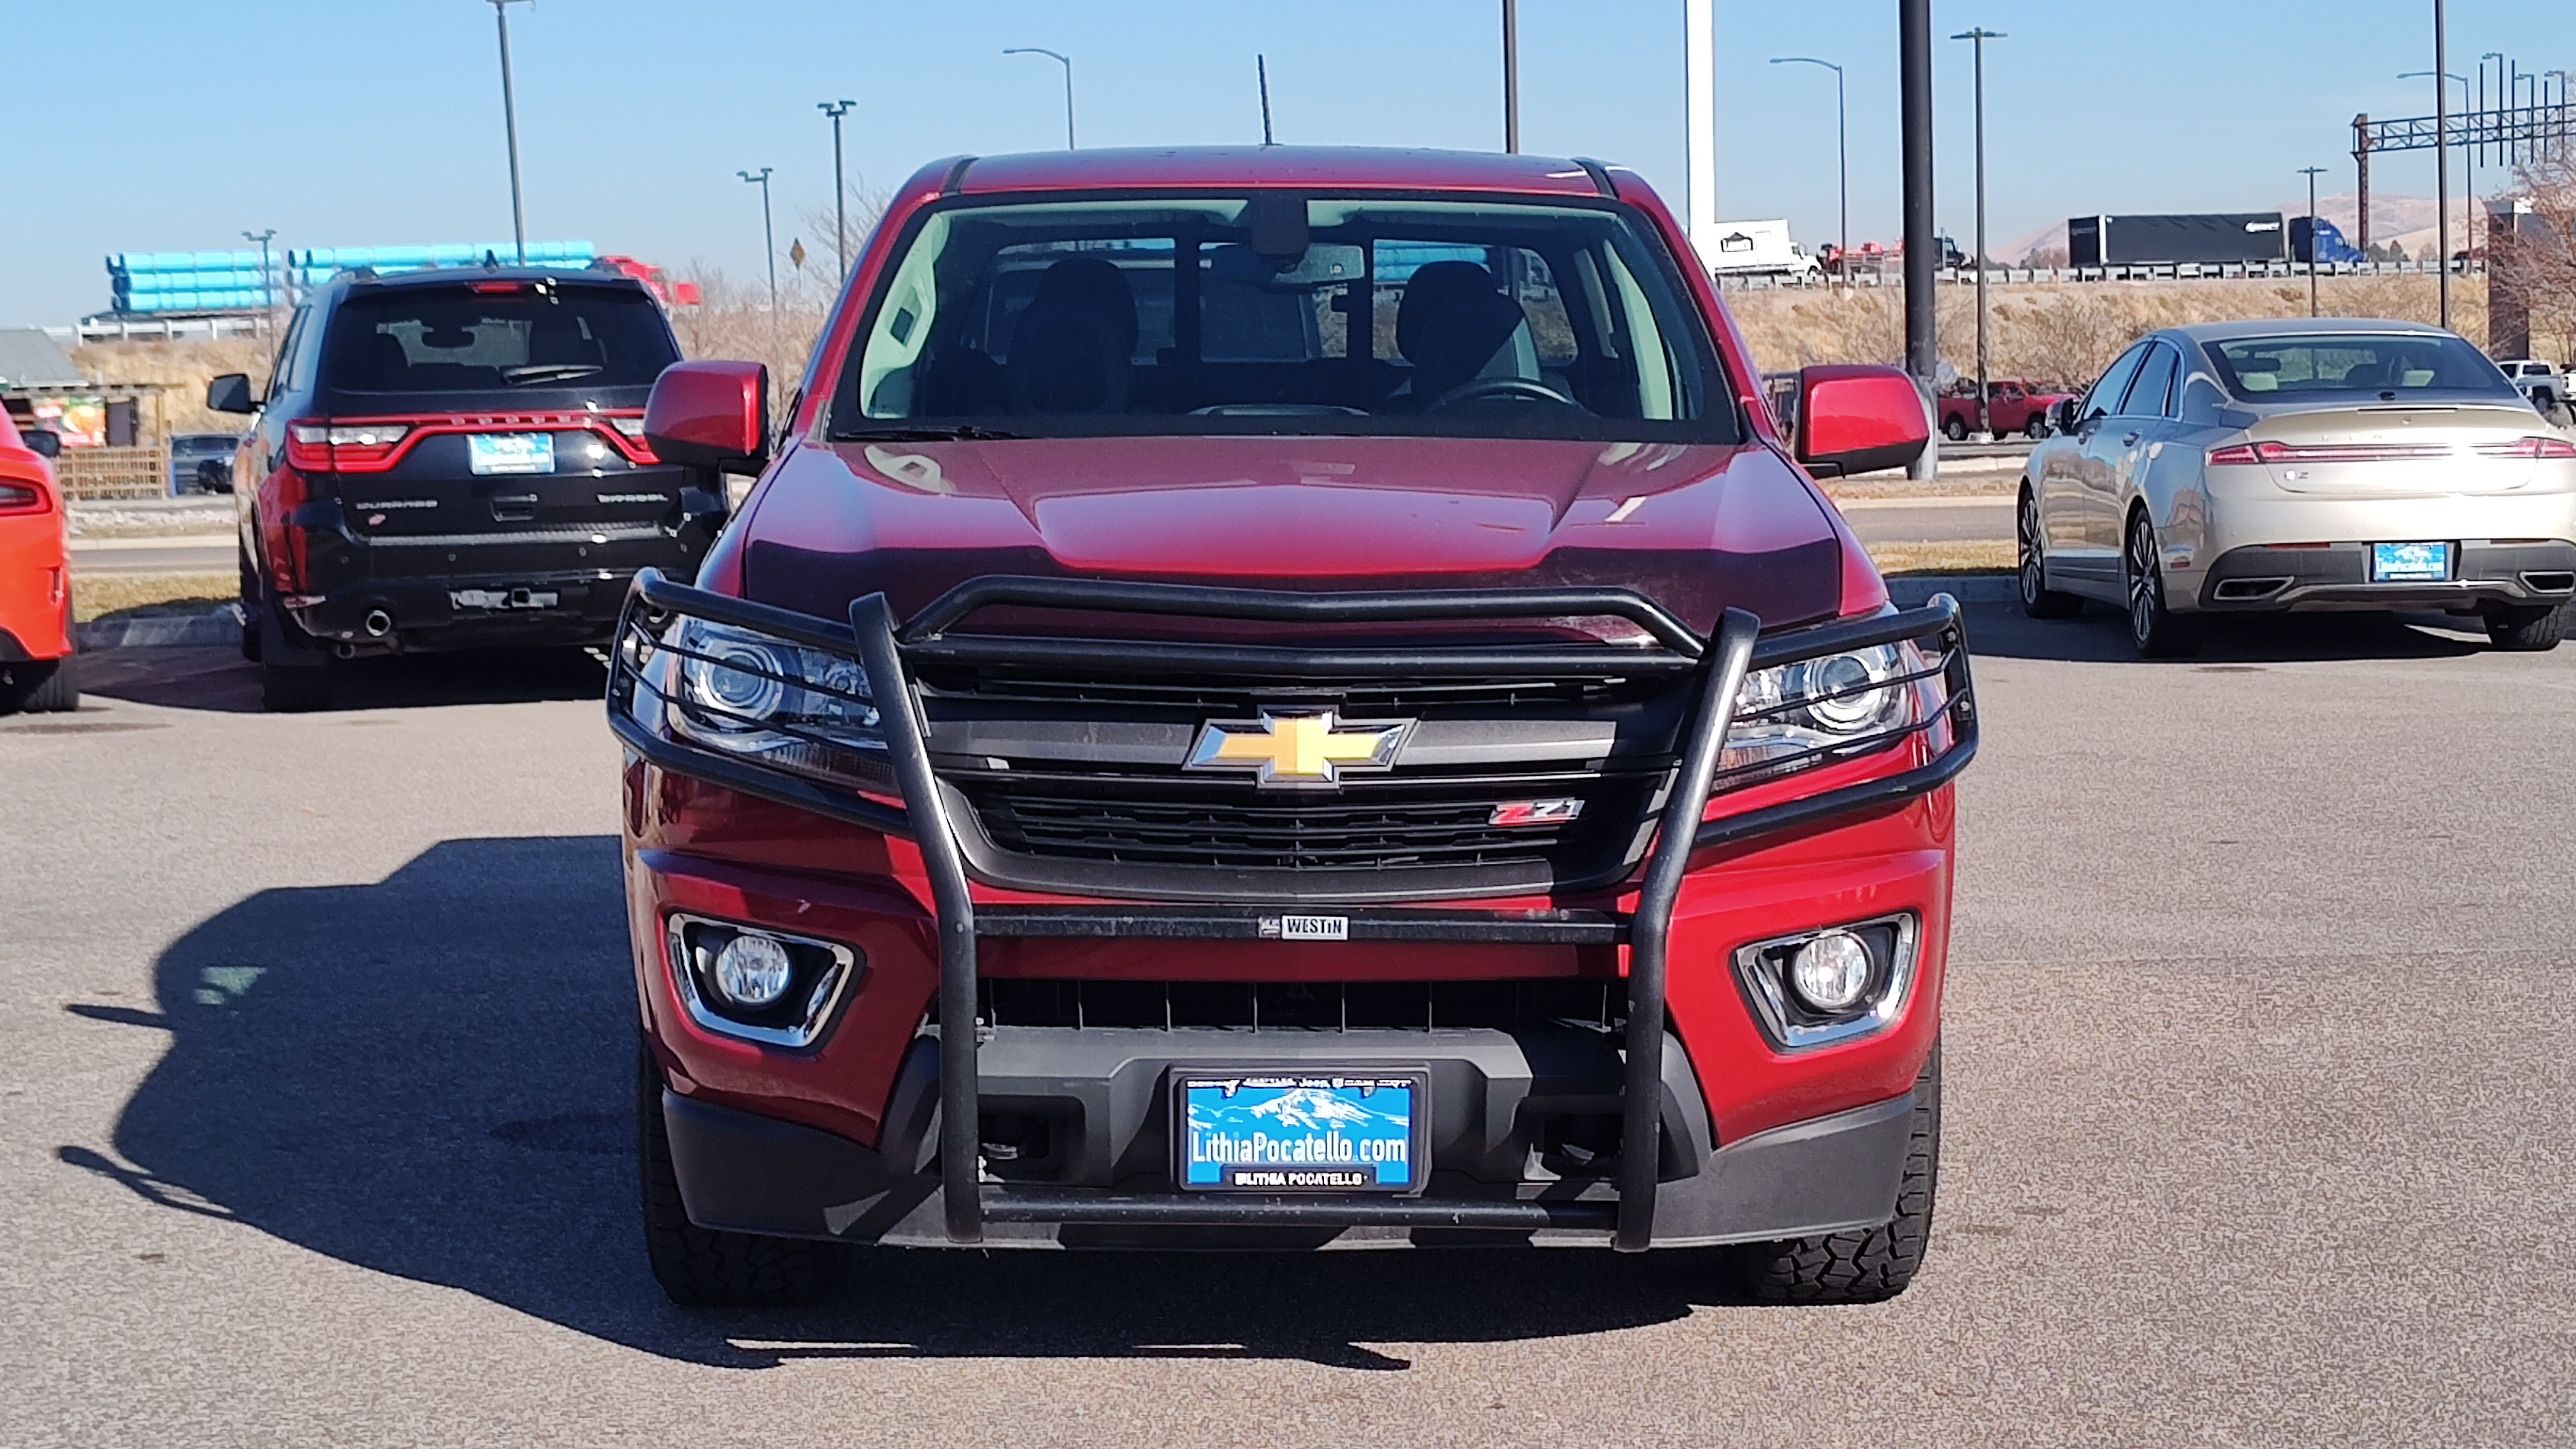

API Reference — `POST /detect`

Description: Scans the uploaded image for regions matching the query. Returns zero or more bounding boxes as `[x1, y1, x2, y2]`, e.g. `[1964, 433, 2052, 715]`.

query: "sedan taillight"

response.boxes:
[2472, 435, 2576, 459]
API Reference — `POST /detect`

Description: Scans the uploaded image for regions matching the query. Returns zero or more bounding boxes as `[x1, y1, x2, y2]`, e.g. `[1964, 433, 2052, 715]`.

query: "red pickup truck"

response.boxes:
[611, 146, 1972, 1306]
[1940, 379, 2070, 441]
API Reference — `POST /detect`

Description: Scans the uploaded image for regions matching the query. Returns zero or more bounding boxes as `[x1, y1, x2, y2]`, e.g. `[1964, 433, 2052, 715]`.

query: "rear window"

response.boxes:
[322, 283, 679, 394]
[2206, 333, 2516, 401]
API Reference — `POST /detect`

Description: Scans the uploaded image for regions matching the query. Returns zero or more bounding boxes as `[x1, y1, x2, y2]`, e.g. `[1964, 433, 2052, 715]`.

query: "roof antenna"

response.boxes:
[1258, 54, 1274, 146]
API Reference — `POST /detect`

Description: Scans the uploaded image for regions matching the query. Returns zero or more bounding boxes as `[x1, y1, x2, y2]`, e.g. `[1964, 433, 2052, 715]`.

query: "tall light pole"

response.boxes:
[1900, 0, 1936, 479]
[1772, 57, 1847, 282]
[1004, 48, 1075, 149]
[2434, 1, 2452, 328]
[1953, 28, 2004, 439]
[2405, 65, 2468, 311]
[2299, 167, 2327, 316]
[489, 0, 532, 264]
[1685, 0, 1718, 266]
[818, 99, 856, 283]
[740, 168, 777, 358]
[1501, 0, 1520, 152]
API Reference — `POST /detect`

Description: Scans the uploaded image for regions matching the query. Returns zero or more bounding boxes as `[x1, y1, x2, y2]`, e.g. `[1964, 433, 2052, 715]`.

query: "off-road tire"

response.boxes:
[2017, 489, 2082, 619]
[1727, 1045, 1941, 1305]
[638, 1040, 828, 1307]
[2485, 602, 2567, 652]
[0, 658, 77, 714]
[2124, 508, 2206, 658]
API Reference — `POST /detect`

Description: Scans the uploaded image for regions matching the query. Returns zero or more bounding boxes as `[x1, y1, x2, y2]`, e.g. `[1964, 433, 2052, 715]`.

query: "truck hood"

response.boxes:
[733, 435, 1852, 637]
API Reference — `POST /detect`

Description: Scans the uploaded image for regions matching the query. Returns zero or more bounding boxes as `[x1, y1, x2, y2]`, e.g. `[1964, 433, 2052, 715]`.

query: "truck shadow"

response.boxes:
[1961, 601, 2491, 664]
[77, 645, 608, 715]
[65, 835, 1727, 1370]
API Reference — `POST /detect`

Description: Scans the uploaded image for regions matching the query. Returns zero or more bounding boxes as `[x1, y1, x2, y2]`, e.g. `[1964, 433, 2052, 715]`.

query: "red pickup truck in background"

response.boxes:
[1940, 379, 2070, 441]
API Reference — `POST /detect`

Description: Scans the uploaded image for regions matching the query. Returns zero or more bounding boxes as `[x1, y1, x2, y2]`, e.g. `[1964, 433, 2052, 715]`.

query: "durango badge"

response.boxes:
[1184, 711, 1413, 787]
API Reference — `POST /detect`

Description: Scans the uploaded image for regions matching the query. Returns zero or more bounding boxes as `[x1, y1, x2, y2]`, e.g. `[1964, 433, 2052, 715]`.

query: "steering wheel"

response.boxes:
[1425, 377, 1584, 413]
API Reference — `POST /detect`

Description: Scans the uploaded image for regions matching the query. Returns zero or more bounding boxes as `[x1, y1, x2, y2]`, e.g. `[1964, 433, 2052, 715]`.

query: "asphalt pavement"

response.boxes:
[1837, 495, 2014, 546]
[4, 606, 2573, 1447]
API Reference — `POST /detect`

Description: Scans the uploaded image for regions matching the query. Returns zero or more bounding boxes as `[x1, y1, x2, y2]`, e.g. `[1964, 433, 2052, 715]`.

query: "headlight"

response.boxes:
[1722, 641, 1925, 780]
[643, 617, 889, 791]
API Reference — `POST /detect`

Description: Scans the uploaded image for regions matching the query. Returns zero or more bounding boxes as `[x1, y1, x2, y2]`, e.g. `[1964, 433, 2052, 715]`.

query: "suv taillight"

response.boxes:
[286, 420, 413, 474]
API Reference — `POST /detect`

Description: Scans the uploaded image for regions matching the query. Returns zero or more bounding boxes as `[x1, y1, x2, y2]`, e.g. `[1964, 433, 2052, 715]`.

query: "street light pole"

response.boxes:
[1770, 58, 1846, 282]
[1953, 28, 2003, 439]
[1502, 0, 1519, 153]
[2434, 0, 2452, 328]
[1899, 0, 1937, 479]
[1004, 48, 1075, 149]
[818, 100, 856, 283]
[2404, 67, 2472, 274]
[489, 0, 532, 265]
[740, 168, 777, 357]
[2299, 167, 2326, 316]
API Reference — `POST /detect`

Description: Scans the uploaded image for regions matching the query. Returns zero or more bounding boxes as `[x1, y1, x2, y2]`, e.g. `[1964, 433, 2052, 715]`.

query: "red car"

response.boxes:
[0, 413, 75, 714]
[612, 147, 1970, 1306]
[1939, 379, 2070, 441]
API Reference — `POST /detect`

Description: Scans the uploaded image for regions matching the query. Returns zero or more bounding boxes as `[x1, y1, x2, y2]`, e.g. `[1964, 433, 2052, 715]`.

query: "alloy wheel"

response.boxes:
[2019, 495, 2046, 606]
[2126, 515, 2158, 645]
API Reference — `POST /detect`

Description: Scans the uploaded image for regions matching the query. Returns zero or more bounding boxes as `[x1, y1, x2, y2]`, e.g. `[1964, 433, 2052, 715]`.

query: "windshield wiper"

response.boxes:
[830, 424, 1025, 441]
[501, 364, 604, 385]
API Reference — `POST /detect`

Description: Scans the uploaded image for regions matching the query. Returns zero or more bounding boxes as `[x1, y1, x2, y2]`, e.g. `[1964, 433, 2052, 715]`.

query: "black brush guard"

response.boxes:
[608, 570, 1977, 1250]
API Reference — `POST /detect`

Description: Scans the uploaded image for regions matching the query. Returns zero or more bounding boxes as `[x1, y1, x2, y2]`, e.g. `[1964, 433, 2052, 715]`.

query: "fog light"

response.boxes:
[1789, 931, 1873, 1011]
[712, 932, 794, 1008]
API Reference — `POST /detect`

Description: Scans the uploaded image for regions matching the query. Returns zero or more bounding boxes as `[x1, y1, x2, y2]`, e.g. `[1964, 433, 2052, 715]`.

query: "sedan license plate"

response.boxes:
[467, 433, 555, 476]
[1176, 1071, 1424, 1193]
[2372, 541, 2450, 582]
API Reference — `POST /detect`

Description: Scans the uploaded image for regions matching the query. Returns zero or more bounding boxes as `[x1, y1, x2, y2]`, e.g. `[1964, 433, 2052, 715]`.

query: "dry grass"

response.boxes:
[1729, 274, 2487, 387]
[1865, 540, 2014, 576]
[72, 338, 277, 437]
[74, 573, 234, 623]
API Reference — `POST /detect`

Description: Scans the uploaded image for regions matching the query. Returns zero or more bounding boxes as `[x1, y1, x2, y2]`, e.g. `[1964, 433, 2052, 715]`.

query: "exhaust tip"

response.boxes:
[362, 609, 394, 637]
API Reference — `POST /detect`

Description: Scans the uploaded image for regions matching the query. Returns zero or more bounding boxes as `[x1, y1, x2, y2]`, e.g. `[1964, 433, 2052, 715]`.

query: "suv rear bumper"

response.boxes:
[289, 567, 641, 648]
[658, 1071, 1919, 1250]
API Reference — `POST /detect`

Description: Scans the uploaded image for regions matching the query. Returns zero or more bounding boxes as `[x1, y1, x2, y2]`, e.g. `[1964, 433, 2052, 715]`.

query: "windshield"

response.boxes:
[322, 283, 679, 395]
[829, 194, 1741, 443]
[2204, 333, 2516, 402]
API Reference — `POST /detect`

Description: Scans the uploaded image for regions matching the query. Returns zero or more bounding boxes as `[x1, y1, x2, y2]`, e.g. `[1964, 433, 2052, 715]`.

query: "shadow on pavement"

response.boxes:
[77, 645, 608, 715]
[65, 835, 1732, 1370]
[1963, 601, 2493, 665]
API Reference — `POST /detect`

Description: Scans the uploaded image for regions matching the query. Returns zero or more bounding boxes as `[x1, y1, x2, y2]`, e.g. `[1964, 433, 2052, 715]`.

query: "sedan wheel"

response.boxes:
[2017, 490, 2081, 619]
[2124, 511, 2206, 658]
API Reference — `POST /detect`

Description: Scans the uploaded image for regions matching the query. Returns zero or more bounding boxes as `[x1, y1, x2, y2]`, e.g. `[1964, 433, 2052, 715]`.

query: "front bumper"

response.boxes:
[613, 572, 1976, 1250]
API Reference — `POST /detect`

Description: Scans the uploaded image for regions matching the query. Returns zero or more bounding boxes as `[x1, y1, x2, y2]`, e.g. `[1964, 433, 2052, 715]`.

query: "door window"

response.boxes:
[2080, 345, 2148, 423]
[2120, 344, 2179, 418]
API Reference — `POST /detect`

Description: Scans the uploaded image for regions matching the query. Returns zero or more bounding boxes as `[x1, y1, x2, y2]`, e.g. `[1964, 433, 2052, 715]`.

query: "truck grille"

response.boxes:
[955, 774, 1655, 873]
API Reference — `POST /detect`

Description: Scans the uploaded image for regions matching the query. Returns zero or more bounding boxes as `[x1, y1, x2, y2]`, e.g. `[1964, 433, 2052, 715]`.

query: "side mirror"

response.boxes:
[20, 428, 61, 459]
[2051, 397, 2081, 434]
[1794, 364, 1930, 477]
[206, 373, 257, 414]
[644, 360, 771, 475]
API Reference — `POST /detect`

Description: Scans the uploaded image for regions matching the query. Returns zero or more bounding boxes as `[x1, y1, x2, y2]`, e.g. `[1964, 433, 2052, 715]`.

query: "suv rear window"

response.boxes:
[322, 282, 679, 394]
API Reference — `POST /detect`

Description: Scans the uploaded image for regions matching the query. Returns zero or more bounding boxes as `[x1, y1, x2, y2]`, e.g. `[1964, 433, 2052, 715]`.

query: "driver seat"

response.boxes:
[1382, 261, 1535, 413]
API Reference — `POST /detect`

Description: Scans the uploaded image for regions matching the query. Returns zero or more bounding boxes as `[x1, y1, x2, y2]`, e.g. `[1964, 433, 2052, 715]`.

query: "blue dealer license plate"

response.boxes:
[468, 433, 555, 475]
[2372, 541, 2450, 582]
[1177, 1072, 1424, 1193]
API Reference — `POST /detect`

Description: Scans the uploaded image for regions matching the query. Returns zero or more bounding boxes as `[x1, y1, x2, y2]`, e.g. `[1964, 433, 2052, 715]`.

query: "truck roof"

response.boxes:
[940, 145, 1624, 199]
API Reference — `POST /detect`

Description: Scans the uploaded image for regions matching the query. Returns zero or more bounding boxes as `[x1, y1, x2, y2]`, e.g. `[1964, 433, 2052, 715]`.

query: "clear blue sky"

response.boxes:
[3, 1, 2559, 325]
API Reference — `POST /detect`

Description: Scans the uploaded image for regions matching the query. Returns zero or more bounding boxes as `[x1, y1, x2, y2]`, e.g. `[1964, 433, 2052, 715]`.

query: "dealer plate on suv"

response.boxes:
[469, 433, 556, 475]
[1175, 1071, 1426, 1192]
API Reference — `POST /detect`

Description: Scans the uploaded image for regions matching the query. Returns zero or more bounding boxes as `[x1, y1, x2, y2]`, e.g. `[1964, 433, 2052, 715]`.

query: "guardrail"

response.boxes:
[1718, 258, 2470, 291]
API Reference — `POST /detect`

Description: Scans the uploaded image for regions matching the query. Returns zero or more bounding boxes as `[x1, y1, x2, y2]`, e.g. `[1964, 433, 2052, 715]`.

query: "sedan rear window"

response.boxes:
[2206, 333, 2516, 401]
[323, 283, 680, 394]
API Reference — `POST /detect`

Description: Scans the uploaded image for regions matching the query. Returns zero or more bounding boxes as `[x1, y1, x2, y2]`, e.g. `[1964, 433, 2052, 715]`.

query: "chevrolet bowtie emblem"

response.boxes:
[1185, 711, 1414, 787]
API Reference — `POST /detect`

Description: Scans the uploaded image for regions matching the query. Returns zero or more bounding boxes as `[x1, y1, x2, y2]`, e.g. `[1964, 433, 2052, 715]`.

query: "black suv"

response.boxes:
[208, 267, 723, 710]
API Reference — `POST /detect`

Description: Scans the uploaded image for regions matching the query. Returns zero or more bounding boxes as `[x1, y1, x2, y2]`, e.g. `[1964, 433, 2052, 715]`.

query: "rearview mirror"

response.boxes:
[1794, 365, 1930, 477]
[643, 360, 772, 475]
[206, 373, 257, 414]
